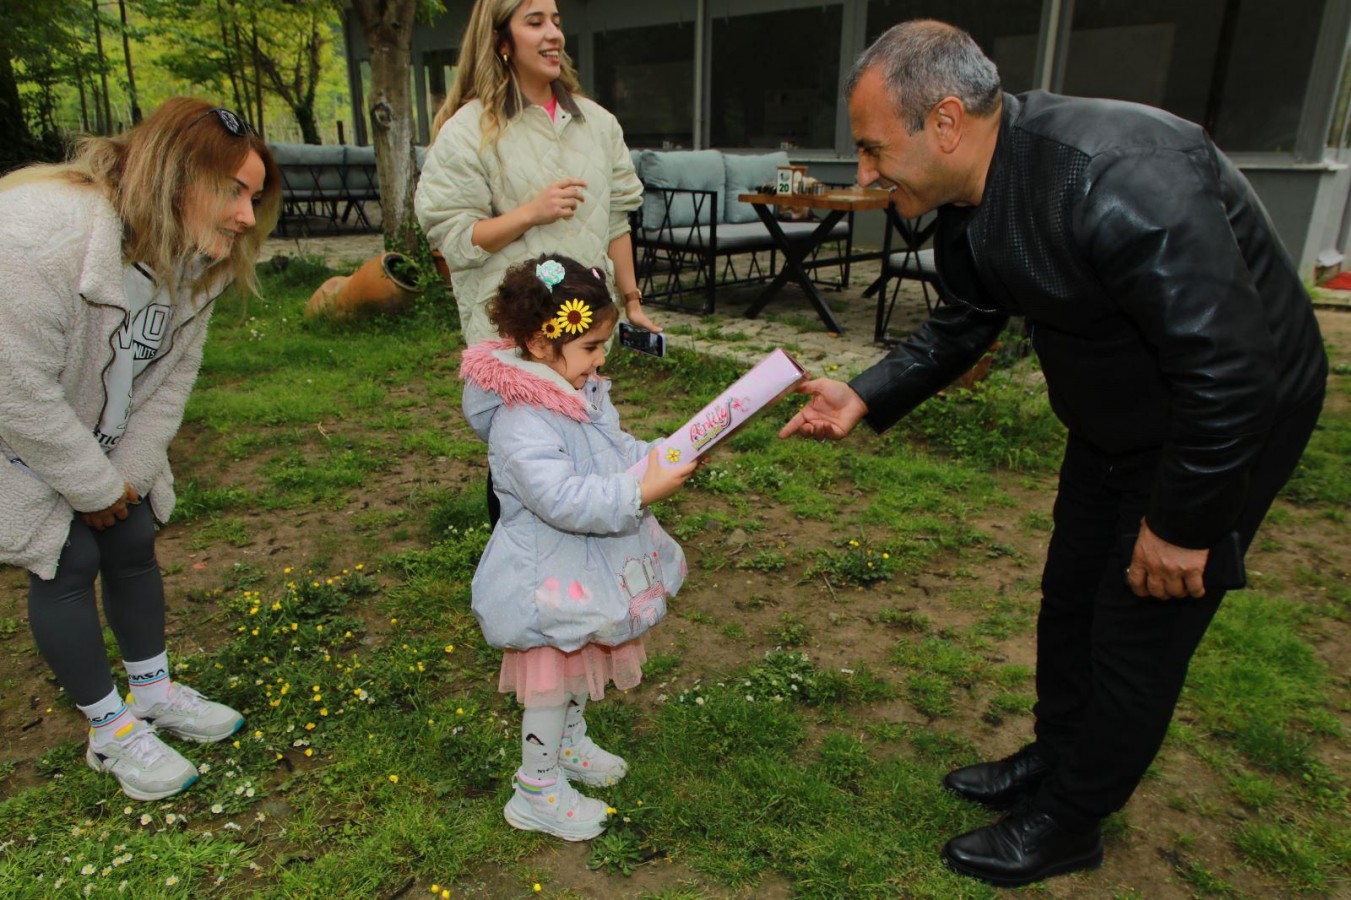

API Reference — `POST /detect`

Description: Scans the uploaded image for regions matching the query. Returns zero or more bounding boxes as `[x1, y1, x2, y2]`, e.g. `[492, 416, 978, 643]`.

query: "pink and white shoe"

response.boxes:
[503, 769, 607, 841]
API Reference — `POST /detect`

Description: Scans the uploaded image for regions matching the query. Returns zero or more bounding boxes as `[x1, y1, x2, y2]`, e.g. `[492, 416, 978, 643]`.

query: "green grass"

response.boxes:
[0, 262, 1346, 897]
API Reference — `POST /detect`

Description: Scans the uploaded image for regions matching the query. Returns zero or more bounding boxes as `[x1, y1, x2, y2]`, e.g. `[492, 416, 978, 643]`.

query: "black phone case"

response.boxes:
[1119, 530, 1246, 592]
[618, 323, 666, 357]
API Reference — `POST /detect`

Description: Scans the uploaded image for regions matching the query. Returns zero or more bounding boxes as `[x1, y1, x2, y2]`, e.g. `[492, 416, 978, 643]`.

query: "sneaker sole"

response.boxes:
[503, 798, 605, 841]
[85, 747, 199, 802]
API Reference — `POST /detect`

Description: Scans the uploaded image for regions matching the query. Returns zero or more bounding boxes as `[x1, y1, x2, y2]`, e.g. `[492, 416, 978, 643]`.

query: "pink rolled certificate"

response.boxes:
[629, 349, 806, 476]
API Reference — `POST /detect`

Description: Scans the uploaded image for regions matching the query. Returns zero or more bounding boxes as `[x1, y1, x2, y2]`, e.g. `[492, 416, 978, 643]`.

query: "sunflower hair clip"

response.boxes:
[540, 298, 593, 339]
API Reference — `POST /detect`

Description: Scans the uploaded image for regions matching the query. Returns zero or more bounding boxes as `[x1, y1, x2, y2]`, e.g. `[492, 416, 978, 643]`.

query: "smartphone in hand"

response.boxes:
[618, 322, 667, 357]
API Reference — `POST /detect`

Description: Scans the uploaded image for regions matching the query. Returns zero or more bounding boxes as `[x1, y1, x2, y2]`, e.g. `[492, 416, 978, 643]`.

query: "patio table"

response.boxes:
[737, 188, 893, 333]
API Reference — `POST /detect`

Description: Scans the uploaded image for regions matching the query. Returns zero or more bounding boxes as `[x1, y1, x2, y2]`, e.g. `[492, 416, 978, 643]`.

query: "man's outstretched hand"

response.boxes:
[778, 378, 868, 441]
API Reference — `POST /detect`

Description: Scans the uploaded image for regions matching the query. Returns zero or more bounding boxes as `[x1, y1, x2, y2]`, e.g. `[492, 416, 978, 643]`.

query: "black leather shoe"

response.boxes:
[941, 808, 1103, 887]
[942, 744, 1052, 809]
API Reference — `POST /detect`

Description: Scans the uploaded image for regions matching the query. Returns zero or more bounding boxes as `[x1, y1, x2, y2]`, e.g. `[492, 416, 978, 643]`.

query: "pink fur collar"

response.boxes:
[459, 338, 591, 423]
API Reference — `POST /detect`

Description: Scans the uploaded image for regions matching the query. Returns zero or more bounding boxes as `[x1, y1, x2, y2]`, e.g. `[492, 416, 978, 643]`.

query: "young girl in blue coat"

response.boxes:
[460, 254, 698, 840]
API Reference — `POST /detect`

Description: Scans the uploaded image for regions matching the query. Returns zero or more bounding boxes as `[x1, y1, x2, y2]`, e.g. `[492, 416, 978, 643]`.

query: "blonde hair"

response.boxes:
[0, 96, 282, 300]
[430, 0, 584, 147]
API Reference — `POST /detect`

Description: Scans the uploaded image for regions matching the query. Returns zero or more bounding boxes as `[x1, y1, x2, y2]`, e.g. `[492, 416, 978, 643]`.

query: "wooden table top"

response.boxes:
[738, 188, 893, 211]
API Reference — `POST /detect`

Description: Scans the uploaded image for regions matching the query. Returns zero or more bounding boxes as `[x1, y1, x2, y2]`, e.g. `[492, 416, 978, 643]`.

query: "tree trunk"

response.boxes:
[349, 0, 419, 254]
[249, 11, 263, 138]
[117, 0, 140, 123]
[91, 0, 112, 134]
[230, 11, 253, 129]
[255, 11, 325, 144]
[216, 0, 243, 113]
[294, 101, 320, 144]
[0, 30, 34, 169]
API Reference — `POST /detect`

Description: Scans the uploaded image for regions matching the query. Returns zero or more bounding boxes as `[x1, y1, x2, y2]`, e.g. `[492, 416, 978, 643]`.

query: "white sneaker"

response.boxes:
[130, 683, 244, 743]
[560, 725, 628, 787]
[86, 720, 199, 801]
[503, 769, 607, 841]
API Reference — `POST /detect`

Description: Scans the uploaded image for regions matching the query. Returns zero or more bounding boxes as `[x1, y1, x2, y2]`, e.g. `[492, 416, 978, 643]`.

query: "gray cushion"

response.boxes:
[638, 219, 848, 252]
[638, 149, 723, 230]
[344, 145, 377, 166]
[270, 143, 347, 192]
[885, 247, 938, 275]
[723, 151, 789, 224]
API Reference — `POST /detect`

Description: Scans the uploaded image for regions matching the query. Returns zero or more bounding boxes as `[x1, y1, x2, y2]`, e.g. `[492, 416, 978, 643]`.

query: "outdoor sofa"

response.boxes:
[629, 149, 857, 314]
[270, 142, 427, 235]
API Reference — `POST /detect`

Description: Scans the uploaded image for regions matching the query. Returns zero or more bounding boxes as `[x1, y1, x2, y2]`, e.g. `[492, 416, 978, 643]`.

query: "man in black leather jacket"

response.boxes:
[781, 20, 1327, 887]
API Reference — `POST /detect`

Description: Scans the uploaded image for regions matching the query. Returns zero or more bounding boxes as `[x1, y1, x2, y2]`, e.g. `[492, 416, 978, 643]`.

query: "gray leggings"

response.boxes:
[28, 502, 166, 706]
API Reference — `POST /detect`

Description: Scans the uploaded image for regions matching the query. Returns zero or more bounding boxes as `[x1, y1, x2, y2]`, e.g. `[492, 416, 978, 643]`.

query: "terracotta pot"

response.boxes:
[431, 249, 452, 285]
[949, 341, 1002, 390]
[304, 252, 423, 320]
[304, 275, 350, 319]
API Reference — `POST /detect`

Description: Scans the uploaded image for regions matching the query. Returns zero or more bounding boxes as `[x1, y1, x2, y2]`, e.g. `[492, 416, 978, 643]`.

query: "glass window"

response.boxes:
[865, 0, 1046, 93]
[711, 6, 843, 149]
[1067, 0, 1326, 153]
[593, 23, 695, 149]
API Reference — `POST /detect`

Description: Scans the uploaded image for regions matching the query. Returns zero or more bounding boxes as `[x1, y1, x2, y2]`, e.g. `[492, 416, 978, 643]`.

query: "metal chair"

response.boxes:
[872, 210, 944, 344]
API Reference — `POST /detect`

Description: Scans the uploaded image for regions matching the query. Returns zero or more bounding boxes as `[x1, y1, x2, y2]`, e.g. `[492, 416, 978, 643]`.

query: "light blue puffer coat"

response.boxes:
[460, 340, 685, 651]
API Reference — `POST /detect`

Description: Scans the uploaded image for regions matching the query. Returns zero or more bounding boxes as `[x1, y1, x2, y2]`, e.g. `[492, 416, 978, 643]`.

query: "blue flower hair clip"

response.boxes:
[536, 260, 566, 291]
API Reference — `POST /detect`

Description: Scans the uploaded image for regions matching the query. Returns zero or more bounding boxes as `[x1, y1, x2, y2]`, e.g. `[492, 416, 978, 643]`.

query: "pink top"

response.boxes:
[542, 96, 558, 120]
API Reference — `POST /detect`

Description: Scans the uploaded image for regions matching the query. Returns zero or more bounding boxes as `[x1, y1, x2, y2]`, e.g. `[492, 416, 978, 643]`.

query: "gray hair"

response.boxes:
[847, 20, 1002, 134]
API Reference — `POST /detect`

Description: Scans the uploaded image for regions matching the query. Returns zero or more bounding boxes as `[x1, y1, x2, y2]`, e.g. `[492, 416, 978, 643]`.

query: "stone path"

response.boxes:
[263, 232, 936, 379]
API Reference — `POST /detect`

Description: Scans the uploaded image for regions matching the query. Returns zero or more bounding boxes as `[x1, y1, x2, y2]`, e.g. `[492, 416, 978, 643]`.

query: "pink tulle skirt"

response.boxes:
[498, 638, 647, 708]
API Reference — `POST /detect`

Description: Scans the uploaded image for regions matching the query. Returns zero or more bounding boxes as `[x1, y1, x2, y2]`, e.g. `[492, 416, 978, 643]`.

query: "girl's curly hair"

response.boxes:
[488, 254, 616, 350]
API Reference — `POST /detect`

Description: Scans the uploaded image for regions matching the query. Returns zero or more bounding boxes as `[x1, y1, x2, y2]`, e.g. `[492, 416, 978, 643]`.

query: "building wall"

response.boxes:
[353, 0, 1351, 277]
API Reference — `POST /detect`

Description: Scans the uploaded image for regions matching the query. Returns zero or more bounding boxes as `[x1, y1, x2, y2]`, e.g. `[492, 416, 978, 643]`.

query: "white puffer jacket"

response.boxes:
[0, 180, 222, 579]
[460, 340, 685, 651]
[415, 90, 643, 345]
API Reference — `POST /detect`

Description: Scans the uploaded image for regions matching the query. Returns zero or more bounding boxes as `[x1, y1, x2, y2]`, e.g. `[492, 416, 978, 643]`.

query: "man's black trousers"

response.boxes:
[1029, 391, 1324, 830]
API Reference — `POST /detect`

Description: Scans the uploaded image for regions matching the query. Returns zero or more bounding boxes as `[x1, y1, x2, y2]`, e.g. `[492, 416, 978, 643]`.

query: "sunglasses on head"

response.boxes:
[199, 107, 255, 137]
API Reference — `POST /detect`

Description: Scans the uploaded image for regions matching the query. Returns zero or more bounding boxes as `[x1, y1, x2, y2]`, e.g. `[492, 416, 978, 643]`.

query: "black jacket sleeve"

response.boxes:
[849, 301, 1009, 433]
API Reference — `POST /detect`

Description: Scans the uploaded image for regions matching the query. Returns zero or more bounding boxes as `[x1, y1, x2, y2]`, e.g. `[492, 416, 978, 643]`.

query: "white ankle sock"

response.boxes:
[79, 687, 137, 748]
[124, 651, 172, 709]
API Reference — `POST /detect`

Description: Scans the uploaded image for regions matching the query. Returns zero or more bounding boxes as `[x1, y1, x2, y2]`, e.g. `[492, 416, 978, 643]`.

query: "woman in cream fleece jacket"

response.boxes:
[0, 98, 280, 801]
[415, 0, 658, 347]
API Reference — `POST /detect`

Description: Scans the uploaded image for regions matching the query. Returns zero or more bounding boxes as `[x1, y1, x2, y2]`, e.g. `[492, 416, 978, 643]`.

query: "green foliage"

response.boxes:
[173, 480, 251, 522]
[894, 365, 1066, 471]
[1283, 370, 1350, 507]
[1186, 593, 1343, 791]
[768, 613, 809, 648]
[805, 537, 898, 586]
[588, 827, 647, 876]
